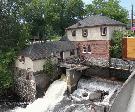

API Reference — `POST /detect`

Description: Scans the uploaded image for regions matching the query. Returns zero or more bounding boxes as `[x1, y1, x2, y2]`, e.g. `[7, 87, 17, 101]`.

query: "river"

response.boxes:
[6, 77, 122, 112]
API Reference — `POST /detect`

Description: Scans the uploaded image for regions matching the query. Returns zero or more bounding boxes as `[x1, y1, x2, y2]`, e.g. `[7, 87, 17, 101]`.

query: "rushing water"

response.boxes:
[52, 77, 122, 112]
[11, 80, 67, 112]
[9, 77, 122, 112]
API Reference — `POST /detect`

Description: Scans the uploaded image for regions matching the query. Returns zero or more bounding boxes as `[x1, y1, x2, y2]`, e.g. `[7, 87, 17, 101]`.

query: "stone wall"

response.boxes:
[83, 58, 134, 80]
[110, 58, 135, 72]
[34, 66, 60, 98]
[84, 58, 135, 72]
[66, 68, 86, 93]
[83, 57, 109, 67]
[14, 64, 61, 100]
[84, 66, 110, 78]
[34, 73, 50, 98]
[14, 68, 36, 102]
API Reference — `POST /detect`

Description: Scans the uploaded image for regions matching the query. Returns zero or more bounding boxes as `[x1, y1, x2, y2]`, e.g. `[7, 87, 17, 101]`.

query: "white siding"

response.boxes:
[108, 26, 126, 40]
[16, 50, 77, 72]
[33, 59, 46, 72]
[15, 57, 33, 71]
[33, 57, 58, 72]
[63, 50, 77, 59]
[66, 26, 126, 41]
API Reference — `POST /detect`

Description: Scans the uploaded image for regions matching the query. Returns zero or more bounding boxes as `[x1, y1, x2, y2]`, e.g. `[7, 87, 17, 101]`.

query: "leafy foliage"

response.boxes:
[123, 30, 135, 37]
[0, 0, 30, 94]
[20, 0, 85, 40]
[86, 0, 128, 23]
[110, 31, 124, 58]
[0, 51, 16, 93]
[43, 58, 55, 77]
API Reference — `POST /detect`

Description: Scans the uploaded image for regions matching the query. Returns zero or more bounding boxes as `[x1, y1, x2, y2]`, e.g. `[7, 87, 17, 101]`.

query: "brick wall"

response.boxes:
[77, 40, 110, 60]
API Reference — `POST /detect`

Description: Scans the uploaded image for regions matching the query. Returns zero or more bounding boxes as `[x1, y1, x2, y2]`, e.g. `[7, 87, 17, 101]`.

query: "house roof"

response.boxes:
[66, 15, 125, 30]
[20, 41, 76, 60]
[60, 35, 70, 41]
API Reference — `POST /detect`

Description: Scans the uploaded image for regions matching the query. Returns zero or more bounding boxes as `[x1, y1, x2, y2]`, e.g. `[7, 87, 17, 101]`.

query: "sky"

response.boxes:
[83, 0, 135, 18]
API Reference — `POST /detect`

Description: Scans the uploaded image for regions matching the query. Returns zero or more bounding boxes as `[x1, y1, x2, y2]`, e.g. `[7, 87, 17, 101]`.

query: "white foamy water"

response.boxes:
[12, 80, 67, 112]
[71, 78, 122, 105]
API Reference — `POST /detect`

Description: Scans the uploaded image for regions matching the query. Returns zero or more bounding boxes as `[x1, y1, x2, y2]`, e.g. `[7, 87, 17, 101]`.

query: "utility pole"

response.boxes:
[131, 4, 134, 28]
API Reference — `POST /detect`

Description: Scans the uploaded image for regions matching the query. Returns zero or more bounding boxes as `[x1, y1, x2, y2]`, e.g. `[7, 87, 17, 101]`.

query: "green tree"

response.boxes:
[86, 0, 128, 23]
[0, 0, 30, 94]
[61, 0, 85, 35]
[110, 31, 123, 58]
[21, 0, 85, 39]
[43, 58, 54, 77]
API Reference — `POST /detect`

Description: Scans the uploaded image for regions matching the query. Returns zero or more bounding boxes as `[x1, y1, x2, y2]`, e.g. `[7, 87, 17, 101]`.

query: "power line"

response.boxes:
[131, 4, 134, 28]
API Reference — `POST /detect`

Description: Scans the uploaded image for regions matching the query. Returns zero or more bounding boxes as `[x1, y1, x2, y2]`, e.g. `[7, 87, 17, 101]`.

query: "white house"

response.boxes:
[65, 15, 126, 60]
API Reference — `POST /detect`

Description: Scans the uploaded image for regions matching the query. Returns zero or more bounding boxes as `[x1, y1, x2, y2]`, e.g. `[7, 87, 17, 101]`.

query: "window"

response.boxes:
[82, 45, 92, 54]
[72, 30, 76, 36]
[82, 46, 87, 53]
[19, 56, 25, 62]
[88, 45, 91, 53]
[26, 74, 30, 80]
[101, 27, 107, 36]
[70, 49, 75, 56]
[82, 29, 88, 37]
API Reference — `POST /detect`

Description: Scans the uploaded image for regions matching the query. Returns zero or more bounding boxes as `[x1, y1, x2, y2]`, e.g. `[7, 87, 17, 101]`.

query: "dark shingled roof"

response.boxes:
[60, 35, 70, 41]
[66, 15, 125, 30]
[20, 41, 76, 60]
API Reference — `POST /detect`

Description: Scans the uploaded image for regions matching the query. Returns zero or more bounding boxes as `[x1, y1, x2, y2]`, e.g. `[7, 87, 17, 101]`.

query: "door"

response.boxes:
[60, 51, 64, 61]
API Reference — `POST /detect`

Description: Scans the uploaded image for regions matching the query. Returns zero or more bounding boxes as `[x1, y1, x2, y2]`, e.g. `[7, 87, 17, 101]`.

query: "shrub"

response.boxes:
[110, 31, 123, 58]
[0, 50, 16, 94]
[123, 30, 135, 37]
[43, 58, 54, 77]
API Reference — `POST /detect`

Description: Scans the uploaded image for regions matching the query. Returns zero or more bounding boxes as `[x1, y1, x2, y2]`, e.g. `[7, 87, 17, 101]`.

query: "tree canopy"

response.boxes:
[21, 0, 85, 40]
[86, 0, 128, 23]
[0, 0, 30, 93]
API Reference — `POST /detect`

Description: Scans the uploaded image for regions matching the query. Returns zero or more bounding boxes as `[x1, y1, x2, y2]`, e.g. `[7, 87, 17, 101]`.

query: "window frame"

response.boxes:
[82, 29, 88, 37]
[101, 26, 107, 36]
[87, 45, 91, 54]
[70, 49, 75, 56]
[19, 56, 25, 63]
[82, 46, 87, 53]
[72, 30, 76, 36]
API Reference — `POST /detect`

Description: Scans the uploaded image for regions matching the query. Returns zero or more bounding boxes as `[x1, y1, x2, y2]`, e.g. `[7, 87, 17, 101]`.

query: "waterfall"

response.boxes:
[12, 80, 67, 112]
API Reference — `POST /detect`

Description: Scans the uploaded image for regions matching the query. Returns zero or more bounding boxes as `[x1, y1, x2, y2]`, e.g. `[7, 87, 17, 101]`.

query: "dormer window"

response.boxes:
[82, 29, 88, 37]
[72, 30, 76, 36]
[101, 26, 107, 36]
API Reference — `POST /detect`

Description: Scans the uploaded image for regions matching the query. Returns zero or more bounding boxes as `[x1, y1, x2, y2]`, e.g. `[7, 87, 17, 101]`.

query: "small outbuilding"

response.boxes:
[15, 41, 77, 72]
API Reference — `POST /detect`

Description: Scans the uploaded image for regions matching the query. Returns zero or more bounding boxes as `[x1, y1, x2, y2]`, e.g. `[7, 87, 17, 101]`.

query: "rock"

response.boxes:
[89, 90, 109, 102]
[89, 91, 102, 101]
[82, 92, 88, 97]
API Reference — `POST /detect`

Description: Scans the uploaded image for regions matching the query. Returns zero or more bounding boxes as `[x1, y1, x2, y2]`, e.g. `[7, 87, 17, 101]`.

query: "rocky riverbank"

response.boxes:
[0, 91, 28, 112]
